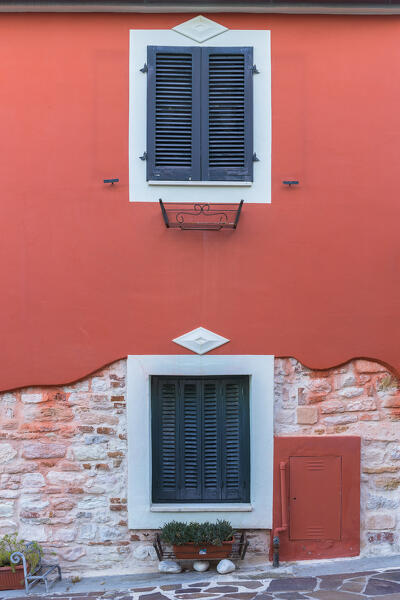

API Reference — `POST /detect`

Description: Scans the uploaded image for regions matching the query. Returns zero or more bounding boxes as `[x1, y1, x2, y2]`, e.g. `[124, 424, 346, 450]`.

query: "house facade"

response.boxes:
[0, 0, 400, 575]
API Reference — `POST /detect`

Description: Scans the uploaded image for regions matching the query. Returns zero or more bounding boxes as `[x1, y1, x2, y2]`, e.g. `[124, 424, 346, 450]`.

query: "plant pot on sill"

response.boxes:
[173, 537, 234, 560]
[0, 565, 25, 591]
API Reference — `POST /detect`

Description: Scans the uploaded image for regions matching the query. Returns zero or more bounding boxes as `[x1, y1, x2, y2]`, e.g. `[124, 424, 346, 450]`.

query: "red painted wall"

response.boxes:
[0, 12, 400, 390]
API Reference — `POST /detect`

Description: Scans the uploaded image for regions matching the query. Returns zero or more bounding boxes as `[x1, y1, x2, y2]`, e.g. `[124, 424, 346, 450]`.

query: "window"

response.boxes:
[151, 375, 250, 503]
[146, 46, 253, 182]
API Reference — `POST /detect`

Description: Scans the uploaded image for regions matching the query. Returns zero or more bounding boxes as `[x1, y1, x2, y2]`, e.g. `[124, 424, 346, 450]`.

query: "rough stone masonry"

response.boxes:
[0, 357, 399, 575]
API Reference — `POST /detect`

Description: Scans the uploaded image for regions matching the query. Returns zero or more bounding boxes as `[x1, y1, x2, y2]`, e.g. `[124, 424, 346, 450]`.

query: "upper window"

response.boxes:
[151, 375, 250, 503]
[146, 46, 254, 183]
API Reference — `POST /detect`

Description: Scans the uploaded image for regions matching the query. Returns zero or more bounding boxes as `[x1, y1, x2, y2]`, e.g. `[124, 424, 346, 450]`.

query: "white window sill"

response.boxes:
[148, 181, 252, 187]
[151, 503, 253, 513]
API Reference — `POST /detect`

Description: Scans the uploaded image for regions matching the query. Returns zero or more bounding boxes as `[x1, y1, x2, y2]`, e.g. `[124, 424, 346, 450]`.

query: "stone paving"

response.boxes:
[2, 568, 400, 600]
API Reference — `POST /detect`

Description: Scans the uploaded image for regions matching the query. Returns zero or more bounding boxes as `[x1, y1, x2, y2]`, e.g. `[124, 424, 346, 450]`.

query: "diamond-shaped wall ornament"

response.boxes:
[173, 327, 230, 355]
[173, 15, 228, 44]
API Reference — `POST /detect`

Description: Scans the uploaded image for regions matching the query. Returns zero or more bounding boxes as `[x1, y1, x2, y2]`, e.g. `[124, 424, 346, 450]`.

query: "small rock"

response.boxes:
[158, 560, 182, 573]
[193, 561, 209, 572]
[217, 559, 235, 574]
[133, 544, 154, 560]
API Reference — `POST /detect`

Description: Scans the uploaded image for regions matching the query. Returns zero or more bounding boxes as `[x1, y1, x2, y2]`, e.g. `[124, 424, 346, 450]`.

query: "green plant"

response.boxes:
[377, 373, 398, 392]
[0, 533, 42, 572]
[160, 520, 234, 546]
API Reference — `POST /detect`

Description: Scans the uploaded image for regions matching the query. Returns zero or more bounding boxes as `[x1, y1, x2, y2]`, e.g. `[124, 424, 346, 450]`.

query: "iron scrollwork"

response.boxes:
[175, 203, 229, 229]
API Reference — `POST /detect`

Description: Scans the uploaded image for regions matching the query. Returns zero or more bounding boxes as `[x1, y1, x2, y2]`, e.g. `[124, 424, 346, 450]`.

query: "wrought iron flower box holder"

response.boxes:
[10, 542, 62, 593]
[159, 199, 244, 231]
[153, 531, 249, 562]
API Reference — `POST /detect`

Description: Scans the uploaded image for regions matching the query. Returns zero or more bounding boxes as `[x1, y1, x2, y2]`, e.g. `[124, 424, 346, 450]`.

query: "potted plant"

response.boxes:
[0, 533, 41, 591]
[161, 519, 234, 559]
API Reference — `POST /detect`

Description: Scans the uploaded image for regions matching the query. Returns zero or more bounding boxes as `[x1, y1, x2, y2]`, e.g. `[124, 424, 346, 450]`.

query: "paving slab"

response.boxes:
[364, 578, 400, 596]
[307, 592, 364, 600]
[374, 571, 400, 583]
[267, 579, 317, 593]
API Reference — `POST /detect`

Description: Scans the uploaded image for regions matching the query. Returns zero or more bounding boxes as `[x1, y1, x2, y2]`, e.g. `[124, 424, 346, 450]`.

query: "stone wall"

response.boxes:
[0, 357, 398, 575]
[275, 358, 400, 558]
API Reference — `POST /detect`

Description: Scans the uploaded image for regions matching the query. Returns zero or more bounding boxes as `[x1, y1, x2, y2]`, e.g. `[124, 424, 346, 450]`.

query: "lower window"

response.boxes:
[151, 376, 250, 503]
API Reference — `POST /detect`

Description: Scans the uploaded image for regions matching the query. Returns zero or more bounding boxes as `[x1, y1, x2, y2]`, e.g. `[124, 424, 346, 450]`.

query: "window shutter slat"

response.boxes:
[180, 380, 202, 500]
[152, 379, 179, 502]
[201, 47, 253, 182]
[147, 46, 201, 181]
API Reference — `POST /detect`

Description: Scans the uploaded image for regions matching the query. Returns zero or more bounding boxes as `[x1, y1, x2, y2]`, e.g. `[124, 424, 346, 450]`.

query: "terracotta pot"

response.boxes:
[0, 565, 25, 591]
[173, 537, 234, 559]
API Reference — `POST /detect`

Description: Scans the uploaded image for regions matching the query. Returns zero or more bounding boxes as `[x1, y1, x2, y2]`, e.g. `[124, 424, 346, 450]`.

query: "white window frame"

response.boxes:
[127, 355, 274, 529]
[129, 28, 271, 203]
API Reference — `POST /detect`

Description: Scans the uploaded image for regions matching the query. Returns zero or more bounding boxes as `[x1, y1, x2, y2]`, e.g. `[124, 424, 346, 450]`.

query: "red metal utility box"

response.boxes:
[272, 436, 360, 561]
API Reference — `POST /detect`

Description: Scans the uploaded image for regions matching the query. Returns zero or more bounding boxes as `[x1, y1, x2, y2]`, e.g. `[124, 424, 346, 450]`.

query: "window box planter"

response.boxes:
[173, 537, 234, 559]
[0, 565, 25, 591]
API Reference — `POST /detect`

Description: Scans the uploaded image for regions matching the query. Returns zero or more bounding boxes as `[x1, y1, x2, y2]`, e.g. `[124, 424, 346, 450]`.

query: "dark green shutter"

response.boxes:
[152, 376, 250, 503]
[151, 378, 179, 502]
[147, 46, 201, 181]
[201, 47, 253, 182]
[222, 379, 250, 501]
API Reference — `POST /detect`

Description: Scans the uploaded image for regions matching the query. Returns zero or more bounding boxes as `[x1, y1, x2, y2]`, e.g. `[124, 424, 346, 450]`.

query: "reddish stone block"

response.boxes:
[59, 461, 81, 471]
[367, 531, 394, 544]
[95, 463, 110, 470]
[389, 409, 400, 421]
[108, 451, 124, 458]
[20, 511, 40, 519]
[111, 396, 124, 403]
[383, 396, 400, 408]
[22, 442, 66, 459]
[20, 422, 60, 433]
[78, 426, 94, 433]
[44, 391, 67, 403]
[110, 504, 126, 511]
[96, 427, 115, 435]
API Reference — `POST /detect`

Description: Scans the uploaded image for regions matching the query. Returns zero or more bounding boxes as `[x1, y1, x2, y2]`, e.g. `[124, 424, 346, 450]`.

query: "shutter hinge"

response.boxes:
[252, 152, 260, 162]
[139, 151, 148, 161]
[251, 64, 260, 74]
[140, 63, 148, 73]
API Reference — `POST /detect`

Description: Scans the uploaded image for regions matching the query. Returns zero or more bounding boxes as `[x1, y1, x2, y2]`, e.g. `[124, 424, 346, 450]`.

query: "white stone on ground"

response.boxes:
[158, 560, 182, 573]
[217, 559, 235, 574]
[193, 560, 209, 572]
